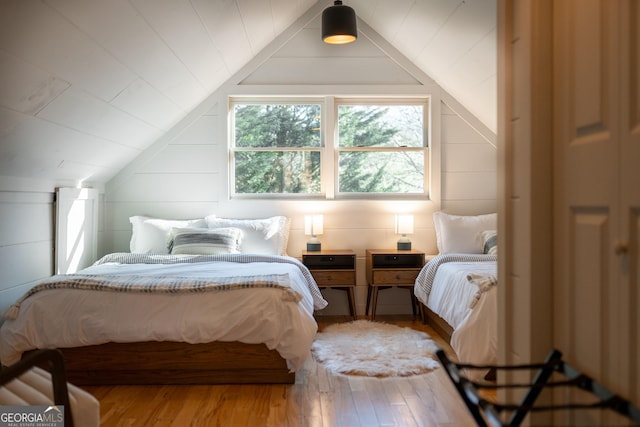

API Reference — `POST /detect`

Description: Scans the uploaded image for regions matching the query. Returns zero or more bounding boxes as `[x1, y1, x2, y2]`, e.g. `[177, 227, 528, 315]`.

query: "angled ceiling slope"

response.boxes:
[0, 0, 496, 187]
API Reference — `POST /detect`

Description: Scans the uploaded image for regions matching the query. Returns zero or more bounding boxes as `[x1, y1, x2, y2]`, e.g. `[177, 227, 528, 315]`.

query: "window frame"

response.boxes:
[333, 97, 430, 199]
[228, 95, 432, 200]
[229, 97, 325, 199]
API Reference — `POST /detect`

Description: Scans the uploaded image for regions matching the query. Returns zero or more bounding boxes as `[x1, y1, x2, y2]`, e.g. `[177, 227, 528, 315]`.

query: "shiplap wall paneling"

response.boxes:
[0, 191, 54, 316]
[440, 104, 497, 214]
[0, 1, 134, 102]
[48, 0, 204, 110]
[36, 88, 163, 150]
[104, 111, 221, 257]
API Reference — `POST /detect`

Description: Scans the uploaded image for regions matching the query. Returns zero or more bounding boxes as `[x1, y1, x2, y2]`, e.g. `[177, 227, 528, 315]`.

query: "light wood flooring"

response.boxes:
[84, 316, 486, 426]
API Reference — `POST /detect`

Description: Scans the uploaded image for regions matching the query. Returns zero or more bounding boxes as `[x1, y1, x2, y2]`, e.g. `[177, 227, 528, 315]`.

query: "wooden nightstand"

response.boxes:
[365, 249, 425, 320]
[302, 250, 357, 319]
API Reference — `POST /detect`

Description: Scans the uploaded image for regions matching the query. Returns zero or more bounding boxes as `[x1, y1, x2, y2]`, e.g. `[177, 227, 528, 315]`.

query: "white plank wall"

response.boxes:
[0, 190, 54, 317]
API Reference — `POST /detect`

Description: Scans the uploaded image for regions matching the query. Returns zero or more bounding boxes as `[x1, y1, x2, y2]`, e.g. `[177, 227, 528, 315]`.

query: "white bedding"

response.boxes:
[0, 254, 327, 372]
[426, 261, 497, 329]
[414, 254, 497, 381]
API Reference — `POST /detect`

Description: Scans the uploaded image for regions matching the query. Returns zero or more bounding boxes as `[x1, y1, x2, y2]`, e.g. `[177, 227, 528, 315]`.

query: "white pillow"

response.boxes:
[433, 212, 497, 254]
[169, 227, 243, 255]
[205, 215, 291, 255]
[129, 216, 206, 253]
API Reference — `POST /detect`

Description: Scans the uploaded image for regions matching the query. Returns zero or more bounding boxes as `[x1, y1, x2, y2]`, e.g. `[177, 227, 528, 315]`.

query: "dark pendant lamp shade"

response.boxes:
[322, 1, 357, 45]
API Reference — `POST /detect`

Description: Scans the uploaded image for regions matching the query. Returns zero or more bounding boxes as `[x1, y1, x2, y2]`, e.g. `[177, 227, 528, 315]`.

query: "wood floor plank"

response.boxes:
[335, 375, 360, 427]
[82, 317, 481, 426]
[367, 378, 397, 426]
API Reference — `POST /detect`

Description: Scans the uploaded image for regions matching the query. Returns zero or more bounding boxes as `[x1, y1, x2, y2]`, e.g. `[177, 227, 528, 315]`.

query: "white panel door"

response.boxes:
[553, 0, 638, 425]
[55, 187, 99, 274]
[620, 0, 640, 409]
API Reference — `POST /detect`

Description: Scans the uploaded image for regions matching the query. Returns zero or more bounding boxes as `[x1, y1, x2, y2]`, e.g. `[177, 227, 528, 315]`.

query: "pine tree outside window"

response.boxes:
[230, 97, 430, 199]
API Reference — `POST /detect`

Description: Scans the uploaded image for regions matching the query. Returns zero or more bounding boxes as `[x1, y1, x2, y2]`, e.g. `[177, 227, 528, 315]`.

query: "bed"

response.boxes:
[414, 212, 498, 381]
[0, 215, 328, 385]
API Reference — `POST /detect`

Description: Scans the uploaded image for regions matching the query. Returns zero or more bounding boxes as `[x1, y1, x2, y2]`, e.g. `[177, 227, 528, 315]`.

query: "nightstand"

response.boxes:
[302, 250, 357, 320]
[365, 249, 425, 320]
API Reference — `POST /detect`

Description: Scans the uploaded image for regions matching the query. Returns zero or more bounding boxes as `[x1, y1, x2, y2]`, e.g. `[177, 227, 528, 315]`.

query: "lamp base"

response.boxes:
[397, 241, 412, 250]
[307, 242, 322, 251]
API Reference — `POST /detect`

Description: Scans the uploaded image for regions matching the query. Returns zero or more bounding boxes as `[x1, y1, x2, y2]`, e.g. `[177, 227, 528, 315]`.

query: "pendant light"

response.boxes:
[322, 0, 357, 45]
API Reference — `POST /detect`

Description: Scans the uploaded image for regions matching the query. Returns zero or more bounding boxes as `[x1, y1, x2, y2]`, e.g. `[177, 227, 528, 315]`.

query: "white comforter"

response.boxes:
[0, 254, 327, 371]
[414, 254, 497, 381]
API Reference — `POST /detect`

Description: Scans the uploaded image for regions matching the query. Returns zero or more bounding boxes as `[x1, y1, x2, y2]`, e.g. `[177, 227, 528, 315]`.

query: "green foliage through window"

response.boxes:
[337, 104, 425, 193]
[230, 98, 429, 197]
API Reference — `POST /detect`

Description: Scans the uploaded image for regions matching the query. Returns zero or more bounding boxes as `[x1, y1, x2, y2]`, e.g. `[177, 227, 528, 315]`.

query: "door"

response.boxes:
[553, 1, 639, 425]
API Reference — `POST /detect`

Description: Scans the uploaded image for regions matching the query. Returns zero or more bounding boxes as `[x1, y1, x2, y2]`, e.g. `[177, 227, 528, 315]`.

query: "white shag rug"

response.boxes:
[311, 320, 440, 377]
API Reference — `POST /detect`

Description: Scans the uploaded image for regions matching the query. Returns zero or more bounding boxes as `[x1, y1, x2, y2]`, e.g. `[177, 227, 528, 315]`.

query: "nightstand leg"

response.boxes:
[346, 287, 356, 320]
[410, 291, 418, 317]
[365, 285, 372, 316]
[370, 287, 379, 321]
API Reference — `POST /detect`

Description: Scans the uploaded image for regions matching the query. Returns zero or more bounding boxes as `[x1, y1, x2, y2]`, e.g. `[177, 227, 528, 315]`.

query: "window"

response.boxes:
[231, 100, 322, 195]
[336, 100, 427, 195]
[230, 97, 429, 198]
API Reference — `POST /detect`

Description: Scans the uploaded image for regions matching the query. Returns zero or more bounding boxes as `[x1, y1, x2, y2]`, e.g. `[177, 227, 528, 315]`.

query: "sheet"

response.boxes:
[0, 254, 328, 371]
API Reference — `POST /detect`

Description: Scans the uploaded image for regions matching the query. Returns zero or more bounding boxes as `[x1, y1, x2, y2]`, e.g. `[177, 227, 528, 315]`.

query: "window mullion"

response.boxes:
[324, 96, 336, 199]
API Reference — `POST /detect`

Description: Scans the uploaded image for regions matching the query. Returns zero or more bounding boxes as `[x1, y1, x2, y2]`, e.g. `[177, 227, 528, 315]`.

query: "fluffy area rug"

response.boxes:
[311, 320, 440, 377]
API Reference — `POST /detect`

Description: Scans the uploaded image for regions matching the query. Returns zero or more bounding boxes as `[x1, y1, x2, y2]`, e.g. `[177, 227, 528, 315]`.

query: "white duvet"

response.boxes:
[0, 255, 327, 372]
[415, 256, 497, 381]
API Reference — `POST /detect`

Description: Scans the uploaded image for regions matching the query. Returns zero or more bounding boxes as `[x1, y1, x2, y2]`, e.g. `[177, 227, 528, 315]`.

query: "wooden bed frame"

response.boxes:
[419, 303, 454, 343]
[28, 341, 295, 385]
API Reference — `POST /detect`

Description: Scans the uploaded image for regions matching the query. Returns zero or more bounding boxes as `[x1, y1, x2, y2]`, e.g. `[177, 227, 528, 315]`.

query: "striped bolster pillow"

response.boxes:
[169, 227, 243, 255]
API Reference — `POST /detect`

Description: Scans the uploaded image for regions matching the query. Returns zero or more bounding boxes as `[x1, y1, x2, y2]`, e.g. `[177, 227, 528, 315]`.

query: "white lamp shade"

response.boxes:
[304, 215, 324, 236]
[395, 214, 414, 235]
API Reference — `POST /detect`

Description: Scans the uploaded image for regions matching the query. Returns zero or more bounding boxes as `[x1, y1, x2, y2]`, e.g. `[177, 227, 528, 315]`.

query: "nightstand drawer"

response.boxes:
[372, 254, 423, 268]
[372, 269, 419, 284]
[312, 271, 355, 286]
[303, 254, 354, 269]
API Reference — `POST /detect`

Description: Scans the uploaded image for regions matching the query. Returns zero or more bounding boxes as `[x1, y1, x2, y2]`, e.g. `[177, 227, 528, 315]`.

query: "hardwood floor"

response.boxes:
[84, 316, 483, 426]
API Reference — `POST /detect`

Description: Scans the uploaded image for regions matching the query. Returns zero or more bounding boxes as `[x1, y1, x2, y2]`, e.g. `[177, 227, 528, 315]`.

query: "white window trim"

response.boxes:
[332, 97, 430, 200]
[228, 95, 439, 202]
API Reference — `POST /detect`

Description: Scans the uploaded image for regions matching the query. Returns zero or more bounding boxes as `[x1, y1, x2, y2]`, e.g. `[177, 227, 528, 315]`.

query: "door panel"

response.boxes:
[554, 1, 623, 425]
[621, 1, 640, 405]
[570, 209, 608, 380]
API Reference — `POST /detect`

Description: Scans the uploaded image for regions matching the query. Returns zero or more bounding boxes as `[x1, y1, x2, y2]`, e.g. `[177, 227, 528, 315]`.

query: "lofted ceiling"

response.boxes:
[0, 0, 496, 186]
